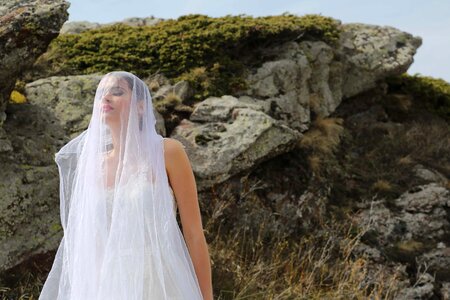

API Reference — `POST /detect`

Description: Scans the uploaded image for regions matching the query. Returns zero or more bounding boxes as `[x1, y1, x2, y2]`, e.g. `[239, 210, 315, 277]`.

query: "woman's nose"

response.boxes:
[102, 93, 112, 102]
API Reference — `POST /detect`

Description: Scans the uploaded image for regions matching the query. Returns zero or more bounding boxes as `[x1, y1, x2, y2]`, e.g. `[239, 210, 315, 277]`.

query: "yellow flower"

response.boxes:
[10, 90, 27, 103]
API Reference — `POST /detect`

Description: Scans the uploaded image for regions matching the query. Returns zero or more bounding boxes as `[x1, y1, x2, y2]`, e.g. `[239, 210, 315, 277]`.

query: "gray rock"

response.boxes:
[172, 80, 195, 102]
[244, 55, 311, 132]
[171, 105, 301, 190]
[60, 16, 164, 34]
[357, 183, 449, 246]
[190, 95, 268, 123]
[0, 102, 65, 273]
[25, 74, 103, 136]
[298, 41, 343, 117]
[396, 272, 435, 300]
[355, 183, 450, 297]
[395, 183, 450, 214]
[59, 20, 101, 34]
[352, 242, 385, 264]
[417, 248, 450, 281]
[338, 23, 422, 98]
[152, 80, 194, 105]
[413, 164, 448, 185]
[121, 16, 164, 27]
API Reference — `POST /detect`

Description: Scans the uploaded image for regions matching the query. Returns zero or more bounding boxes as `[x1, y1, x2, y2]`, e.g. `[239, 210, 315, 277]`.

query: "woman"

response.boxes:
[39, 71, 213, 299]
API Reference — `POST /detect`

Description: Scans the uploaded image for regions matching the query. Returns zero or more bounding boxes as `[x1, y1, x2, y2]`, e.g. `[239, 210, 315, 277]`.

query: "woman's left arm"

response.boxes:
[164, 138, 213, 300]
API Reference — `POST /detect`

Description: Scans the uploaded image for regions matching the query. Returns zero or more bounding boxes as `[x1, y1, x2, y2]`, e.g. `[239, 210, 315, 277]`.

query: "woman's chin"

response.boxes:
[103, 116, 118, 125]
[102, 112, 129, 127]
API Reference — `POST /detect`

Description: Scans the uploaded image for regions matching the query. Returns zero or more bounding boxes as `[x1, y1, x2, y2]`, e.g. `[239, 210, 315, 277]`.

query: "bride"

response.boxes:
[39, 71, 213, 299]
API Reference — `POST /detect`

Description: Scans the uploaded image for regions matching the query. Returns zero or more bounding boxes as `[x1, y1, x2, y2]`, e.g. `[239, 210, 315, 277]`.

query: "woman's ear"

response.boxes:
[137, 100, 145, 114]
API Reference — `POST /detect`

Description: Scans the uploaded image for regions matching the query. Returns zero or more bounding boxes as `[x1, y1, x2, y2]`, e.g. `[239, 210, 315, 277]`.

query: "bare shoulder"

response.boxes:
[163, 137, 186, 154]
[163, 138, 187, 173]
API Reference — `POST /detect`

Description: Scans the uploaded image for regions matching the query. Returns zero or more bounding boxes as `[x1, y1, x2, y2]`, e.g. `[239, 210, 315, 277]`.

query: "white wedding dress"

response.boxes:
[40, 169, 204, 300]
[99, 172, 202, 299]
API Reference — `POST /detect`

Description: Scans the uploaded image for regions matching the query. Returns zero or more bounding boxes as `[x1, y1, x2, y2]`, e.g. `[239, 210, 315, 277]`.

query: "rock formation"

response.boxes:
[1, 6, 449, 299]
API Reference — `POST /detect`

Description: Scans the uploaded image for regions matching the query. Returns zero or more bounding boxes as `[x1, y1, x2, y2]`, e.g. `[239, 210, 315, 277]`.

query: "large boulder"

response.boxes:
[172, 95, 301, 190]
[241, 23, 421, 129]
[0, 0, 69, 150]
[0, 102, 64, 273]
[338, 23, 422, 98]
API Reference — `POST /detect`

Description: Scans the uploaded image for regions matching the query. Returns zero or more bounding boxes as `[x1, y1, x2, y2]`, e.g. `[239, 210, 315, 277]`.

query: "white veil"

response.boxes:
[39, 71, 204, 299]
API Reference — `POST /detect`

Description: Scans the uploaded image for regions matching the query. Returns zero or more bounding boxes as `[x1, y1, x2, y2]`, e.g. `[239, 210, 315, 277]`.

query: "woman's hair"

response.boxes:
[110, 72, 146, 102]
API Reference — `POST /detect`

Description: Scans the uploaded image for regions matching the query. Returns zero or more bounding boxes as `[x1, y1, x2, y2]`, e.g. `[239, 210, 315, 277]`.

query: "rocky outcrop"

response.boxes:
[354, 182, 450, 297]
[4, 11, 448, 299]
[59, 16, 164, 34]
[241, 23, 422, 127]
[2, 21, 421, 265]
[356, 183, 449, 257]
[0, 102, 64, 273]
[168, 24, 421, 190]
[0, 0, 69, 151]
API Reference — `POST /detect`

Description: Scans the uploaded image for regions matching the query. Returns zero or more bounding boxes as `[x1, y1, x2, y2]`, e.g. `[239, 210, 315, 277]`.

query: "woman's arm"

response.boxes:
[163, 138, 213, 300]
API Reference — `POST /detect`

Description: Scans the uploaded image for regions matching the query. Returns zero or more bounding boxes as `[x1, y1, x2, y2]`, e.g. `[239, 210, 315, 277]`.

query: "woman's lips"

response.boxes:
[102, 104, 113, 112]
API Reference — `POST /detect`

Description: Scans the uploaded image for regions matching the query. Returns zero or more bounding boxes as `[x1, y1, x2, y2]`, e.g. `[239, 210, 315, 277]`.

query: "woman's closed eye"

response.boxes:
[108, 87, 124, 96]
[99, 87, 125, 96]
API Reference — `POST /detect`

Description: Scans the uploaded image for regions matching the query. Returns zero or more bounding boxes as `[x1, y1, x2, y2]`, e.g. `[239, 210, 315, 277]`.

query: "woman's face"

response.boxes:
[98, 76, 132, 126]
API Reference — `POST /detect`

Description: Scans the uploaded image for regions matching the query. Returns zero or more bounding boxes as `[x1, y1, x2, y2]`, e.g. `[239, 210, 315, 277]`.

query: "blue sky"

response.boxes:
[67, 0, 449, 83]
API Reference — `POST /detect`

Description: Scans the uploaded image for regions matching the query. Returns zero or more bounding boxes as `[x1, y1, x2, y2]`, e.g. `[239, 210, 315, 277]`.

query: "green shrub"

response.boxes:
[386, 73, 450, 121]
[40, 13, 341, 101]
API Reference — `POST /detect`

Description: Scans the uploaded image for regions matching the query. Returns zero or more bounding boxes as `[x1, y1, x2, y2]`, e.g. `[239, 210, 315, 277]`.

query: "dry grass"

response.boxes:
[403, 120, 450, 172]
[371, 179, 392, 192]
[307, 155, 322, 175]
[298, 117, 345, 177]
[148, 79, 160, 92]
[390, 94, 413, 112]
[299, 117, 345, 156]
[397, 155, 414, 166]
[164, 91, 183, 106]
[2, 194, 403, 300]
[153, 91, 183, 113]
[0, 279, 41, 300]
[201, 186, 402, 300]
[334, 115, 449, 203]
[206, 214, 401, 299]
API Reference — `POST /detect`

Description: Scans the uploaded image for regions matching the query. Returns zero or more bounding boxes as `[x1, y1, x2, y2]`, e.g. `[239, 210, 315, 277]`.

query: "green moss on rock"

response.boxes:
[39, 13, 341, 101]
[386, 73, 450, 121]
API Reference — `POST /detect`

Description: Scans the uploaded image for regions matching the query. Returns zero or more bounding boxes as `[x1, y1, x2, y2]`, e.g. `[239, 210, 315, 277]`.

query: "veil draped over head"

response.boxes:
[39, 71, 203, 299]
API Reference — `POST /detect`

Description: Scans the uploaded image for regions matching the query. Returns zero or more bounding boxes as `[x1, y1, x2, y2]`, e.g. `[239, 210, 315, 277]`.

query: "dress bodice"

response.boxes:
[104, 175, 177, 223]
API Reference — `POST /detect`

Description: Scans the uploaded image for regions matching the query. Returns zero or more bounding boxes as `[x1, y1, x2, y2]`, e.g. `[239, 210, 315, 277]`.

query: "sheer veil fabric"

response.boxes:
[39, 71, 204, 299]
